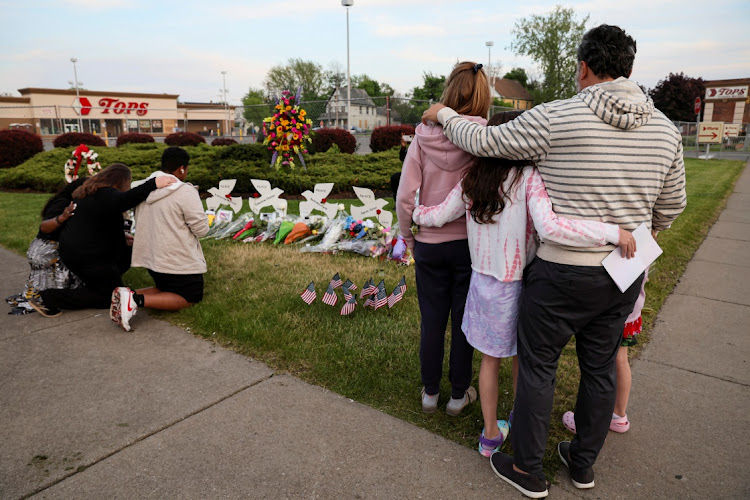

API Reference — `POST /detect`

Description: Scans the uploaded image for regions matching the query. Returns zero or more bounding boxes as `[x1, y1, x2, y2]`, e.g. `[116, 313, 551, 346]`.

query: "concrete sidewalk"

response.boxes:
[1, 164, 748, 499]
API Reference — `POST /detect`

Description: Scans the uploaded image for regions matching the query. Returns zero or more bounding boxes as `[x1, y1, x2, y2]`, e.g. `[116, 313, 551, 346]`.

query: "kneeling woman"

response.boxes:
[29, 163, 175, 316]
[6, 179, 83, 314]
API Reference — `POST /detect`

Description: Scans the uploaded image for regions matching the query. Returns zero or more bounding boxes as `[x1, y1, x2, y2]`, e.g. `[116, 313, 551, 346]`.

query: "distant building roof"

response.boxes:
[492, 78, 533, 101]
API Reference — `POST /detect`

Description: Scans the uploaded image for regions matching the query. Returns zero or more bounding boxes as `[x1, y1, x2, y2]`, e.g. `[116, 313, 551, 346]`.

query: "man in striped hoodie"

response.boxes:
[423, 25, 686, 498]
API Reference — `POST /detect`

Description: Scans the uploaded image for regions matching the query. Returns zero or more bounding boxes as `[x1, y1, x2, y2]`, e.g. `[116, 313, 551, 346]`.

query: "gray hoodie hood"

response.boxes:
[579, 77, 654, 130]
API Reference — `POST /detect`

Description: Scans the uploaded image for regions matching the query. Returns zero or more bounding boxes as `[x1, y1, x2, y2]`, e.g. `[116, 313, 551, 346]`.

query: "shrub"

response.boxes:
[53, 132, 106, 148]
[116, 132, 155, 147]
[309, 128, 356, 154]
[164, 132, 205, 147]
[0, 130, 44, 168]
[0, 140, 408, 195]
[369, 125, 416, 153]
[211, 137, 238, 146]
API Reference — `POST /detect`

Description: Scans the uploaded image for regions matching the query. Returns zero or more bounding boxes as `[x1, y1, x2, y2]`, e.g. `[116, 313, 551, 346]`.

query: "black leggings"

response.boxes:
[414, 239, 474, 399]
[41, 248, 131, 310]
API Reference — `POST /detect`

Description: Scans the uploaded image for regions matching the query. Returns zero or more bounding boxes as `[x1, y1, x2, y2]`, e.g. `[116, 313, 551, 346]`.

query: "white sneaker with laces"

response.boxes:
[111, 287, 137, 332]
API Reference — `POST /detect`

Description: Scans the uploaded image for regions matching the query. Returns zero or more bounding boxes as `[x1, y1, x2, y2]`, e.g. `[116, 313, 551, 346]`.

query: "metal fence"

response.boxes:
[673, 120, 749, 154]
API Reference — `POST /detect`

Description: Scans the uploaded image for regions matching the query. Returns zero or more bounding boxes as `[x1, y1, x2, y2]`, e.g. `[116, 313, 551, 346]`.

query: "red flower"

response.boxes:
[253, 193, 260, 198]
[350, 231, 355, 236]
[321, 198, 327, 203]
[376, 209, 382, 215]
[225, 194, 232, 199]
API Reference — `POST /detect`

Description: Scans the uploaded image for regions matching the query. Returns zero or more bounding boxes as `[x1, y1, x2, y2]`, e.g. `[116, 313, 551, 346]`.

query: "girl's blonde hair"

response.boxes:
[440, 61, 491, 117]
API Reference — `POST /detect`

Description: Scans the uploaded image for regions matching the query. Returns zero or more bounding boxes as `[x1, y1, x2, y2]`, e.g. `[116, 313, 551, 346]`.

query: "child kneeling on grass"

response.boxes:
[412, 111, 636, 457]
[110, 147, 209, 331]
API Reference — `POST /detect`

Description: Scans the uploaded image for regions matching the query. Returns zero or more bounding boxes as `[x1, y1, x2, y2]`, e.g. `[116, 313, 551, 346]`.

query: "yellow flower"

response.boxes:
[299, 110, 306, 117]
[285, 105, 291, 111]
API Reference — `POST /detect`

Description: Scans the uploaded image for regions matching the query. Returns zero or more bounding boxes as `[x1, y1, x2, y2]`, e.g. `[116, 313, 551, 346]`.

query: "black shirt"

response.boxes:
[59, 178, 157, 267]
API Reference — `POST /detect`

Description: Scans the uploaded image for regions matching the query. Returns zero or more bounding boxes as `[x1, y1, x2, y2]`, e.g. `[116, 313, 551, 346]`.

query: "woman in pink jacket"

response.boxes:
[396, 61, 490, 416]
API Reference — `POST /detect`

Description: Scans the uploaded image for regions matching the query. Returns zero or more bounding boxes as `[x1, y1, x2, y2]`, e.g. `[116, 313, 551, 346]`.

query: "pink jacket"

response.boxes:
[412, 167, 621, 282]
[396, 115, 487, 247]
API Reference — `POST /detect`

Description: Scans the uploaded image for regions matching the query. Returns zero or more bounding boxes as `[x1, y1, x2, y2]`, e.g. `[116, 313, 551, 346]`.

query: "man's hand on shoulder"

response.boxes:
[422, 103, 446, 125]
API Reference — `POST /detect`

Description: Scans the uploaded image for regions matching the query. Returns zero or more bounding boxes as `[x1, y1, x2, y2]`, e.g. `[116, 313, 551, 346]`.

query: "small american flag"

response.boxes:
[398, 275, 407, 294]
[330, 272, 343, 289]
[342, 285, 353, 301]
[387, 284, 403, 308]
[372, 287, 388, 310]
[360, 278, 375, 299]
[322, 283, 338, 306]
[340, 294, 356, 316]
[342, 279, 357, 291]
[363, 293, 374, 308]
[376, 279, 386, 295]
[300, 281, 316, 305]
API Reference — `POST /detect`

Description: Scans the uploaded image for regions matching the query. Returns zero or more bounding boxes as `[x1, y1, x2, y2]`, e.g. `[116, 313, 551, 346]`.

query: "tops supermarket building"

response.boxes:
[0, 88, 236, 138]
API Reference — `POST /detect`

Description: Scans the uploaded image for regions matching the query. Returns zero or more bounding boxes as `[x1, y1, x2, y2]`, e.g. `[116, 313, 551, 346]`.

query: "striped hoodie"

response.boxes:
[437, 77, 686, 266]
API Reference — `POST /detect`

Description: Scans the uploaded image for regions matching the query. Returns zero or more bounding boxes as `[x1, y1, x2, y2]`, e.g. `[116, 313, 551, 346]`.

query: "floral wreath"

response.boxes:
[64, 143, 101, 183]
[262, 87, 313, 170]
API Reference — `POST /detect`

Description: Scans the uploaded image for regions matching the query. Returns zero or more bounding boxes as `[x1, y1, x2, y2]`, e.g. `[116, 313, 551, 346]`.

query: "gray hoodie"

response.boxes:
[437, 77, 686, 266]
[132, 173, 209, 274]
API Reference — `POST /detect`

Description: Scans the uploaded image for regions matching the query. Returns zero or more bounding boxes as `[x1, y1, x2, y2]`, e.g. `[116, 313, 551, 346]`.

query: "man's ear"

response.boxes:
[578, 61, 590, 80]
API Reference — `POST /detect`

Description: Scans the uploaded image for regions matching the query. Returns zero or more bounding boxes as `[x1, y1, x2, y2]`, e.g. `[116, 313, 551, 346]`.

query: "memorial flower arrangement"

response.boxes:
[64, 143, 101, 183]
[262, 87, 313, 170]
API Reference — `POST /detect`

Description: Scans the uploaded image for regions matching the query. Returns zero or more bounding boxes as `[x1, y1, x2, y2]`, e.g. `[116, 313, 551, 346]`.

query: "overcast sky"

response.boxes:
[2, 0, 748, 104]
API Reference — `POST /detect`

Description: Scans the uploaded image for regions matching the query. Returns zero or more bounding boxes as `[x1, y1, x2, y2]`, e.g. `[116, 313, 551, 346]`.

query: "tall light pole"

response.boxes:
[70, 57, 83, 131]
[221, 71, 229, 136]
[485, 41, 494, 97]
[342, 0, 353, 131]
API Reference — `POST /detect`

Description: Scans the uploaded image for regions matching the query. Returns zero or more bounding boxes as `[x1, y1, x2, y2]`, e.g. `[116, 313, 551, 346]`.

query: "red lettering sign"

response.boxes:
[96, 97, 149, 115]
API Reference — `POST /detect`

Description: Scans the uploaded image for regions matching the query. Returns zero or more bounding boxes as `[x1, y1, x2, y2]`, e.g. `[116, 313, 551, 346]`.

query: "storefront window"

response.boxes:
[40, 119, 61, 135]
[151, 120, 163, 133]
[63, 119, 80, 133]
[127, 119, 139, 132]
[83, 119, 101, 135]
[139, 119, 151, 133]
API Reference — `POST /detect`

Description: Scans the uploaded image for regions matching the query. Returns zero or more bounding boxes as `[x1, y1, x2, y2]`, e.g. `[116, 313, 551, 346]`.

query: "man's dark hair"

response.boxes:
[577, 24, 636, 80]
[161, 146, 190, 173]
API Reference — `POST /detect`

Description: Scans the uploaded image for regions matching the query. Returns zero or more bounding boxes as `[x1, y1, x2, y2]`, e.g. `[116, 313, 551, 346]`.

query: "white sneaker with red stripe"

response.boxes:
[110, 287, 137, 332]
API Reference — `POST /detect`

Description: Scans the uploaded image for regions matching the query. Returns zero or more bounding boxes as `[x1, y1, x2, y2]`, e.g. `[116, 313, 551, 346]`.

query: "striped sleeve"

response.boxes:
[438, 107, 550, 162]
[652, 141, 687, 231]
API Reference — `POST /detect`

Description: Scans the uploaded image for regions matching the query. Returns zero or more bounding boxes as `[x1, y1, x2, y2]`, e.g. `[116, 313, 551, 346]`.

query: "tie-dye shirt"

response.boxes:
[412, 167, 620, 282]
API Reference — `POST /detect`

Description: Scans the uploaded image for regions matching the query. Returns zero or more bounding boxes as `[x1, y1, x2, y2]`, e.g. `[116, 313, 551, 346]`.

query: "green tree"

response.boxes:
[410, 72, 446, 101]
[264, 58, 326, 102]
[352, 74, 395, 97]
[242, 87, 273, 129]
[503, 67, 529, 89]
[510, 6, 588, 103]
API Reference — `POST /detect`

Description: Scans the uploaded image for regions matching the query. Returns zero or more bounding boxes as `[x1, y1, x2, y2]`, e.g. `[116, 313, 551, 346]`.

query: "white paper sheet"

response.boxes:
[602, 223, 662, 293]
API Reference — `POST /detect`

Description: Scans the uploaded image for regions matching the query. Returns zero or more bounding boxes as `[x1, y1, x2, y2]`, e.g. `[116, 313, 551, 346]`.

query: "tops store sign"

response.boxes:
[73, 97, 149, 116]
[705, 85, 748, 100]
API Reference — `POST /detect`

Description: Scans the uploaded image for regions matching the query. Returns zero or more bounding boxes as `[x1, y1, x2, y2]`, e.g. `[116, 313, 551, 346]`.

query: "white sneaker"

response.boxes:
[111, 287, 137, 332]
[421, 387, 438, 413]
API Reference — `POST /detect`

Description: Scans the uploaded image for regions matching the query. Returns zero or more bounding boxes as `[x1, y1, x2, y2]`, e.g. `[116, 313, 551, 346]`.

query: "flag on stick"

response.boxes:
[330, 272, 343, 289]
[398, 275, 407, 294]
[322, 283, 338, 306]
[340, 294, 356, 316]
[342, 279, 357, 291]
[342, 285, 353, 301]
[372, 287, 388, 310]
[300, 281, 316, 305]
[388, 284, 403, 308]
[360, 278, 375, 299]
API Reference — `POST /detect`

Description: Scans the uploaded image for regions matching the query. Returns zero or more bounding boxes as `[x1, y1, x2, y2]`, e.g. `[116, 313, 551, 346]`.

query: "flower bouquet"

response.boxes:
[262, 87, 313, 170]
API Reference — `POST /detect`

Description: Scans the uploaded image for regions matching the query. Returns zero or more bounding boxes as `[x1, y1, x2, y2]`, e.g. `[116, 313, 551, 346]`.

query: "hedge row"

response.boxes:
[0, 130, 44, 169]
[0, 142, 404, 195]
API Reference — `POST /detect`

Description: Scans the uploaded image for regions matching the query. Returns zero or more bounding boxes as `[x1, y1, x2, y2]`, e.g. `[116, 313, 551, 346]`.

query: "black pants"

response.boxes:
[512, 258, 644, 478]
[414, 240, 474, 399]
[41, 247, 131, 310]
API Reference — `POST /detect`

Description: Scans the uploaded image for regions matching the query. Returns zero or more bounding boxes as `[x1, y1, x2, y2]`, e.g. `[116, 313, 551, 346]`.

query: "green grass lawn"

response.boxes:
[0, 157, 745, 479]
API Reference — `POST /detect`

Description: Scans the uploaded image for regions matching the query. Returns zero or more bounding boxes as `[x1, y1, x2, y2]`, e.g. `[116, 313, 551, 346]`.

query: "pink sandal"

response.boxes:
[562, 411, 577, 433]
[562, 411, 631, 434]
